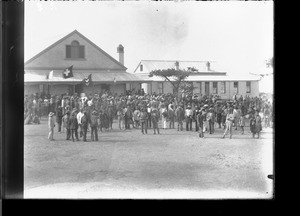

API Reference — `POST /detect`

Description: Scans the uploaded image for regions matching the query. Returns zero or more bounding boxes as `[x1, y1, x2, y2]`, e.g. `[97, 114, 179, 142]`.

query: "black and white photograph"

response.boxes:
[23, 0, 274, 199]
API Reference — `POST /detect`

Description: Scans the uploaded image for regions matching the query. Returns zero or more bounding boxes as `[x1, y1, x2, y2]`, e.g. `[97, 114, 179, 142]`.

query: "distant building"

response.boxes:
[133, 60, 260, 99]
[24, 30, 146, 96]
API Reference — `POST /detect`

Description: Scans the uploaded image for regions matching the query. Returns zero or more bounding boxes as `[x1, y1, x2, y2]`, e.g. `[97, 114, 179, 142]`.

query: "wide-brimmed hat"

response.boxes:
[92, 110, 97, 115]
[48, 112, 54, 117]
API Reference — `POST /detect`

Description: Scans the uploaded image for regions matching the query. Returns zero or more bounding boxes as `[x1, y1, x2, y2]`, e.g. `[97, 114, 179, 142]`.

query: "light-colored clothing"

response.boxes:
[77, 112, 84, 125]
[185, 109, 193, 117]
[160, 107, 167, 129]
[48, 116, 55, 140]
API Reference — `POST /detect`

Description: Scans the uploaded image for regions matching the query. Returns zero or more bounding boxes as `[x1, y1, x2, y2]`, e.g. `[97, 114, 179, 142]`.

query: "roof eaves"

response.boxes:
[25, 30, 78, 66]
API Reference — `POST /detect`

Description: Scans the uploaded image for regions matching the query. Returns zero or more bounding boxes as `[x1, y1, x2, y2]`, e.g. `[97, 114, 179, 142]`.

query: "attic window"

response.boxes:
[140, 64, 143, 71]
[66, 40, 85, 59]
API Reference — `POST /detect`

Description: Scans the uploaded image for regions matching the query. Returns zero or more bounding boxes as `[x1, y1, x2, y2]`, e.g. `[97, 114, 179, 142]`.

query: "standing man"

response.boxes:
[139, 107, 148, 134]
[124, 105, 132, 130]
[69, 112, 78, 142]
[255, 111, 262, 139]
[222, 108, 234, 139]
[90, 110, 99, 141]
[175, 105, 184, 131]
[160, 104, 168, 130]
[215, 102, 222, 129]
[77, 108, 84, 138]
[48, 112, 55, 141]
[168, 104, 175, 129]
[197, 109, 205, 138]
[65, 111, 71, 140]
[185, 105, 193, 131]
[193, 105, 200, 132]
[147, 104, 152, 128]
[56, 106, 63, 133]
[81, 111, 89, 142]
[117, 107, 125, 130]
[151, 105, 160, 135]
[207, 108, 215, 134]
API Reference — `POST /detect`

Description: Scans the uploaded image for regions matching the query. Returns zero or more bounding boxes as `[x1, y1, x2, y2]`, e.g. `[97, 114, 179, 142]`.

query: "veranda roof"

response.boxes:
[24, 70, 149, 84]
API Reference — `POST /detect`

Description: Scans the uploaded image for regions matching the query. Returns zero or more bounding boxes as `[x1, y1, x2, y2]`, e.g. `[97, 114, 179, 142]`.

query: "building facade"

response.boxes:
[133, 60, 260, 99]
[24, 30, 146, 96]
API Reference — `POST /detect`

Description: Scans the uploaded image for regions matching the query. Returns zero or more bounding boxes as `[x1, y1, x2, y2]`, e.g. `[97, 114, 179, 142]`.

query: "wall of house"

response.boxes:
[147, 80, 259, 99]
[50, 84, 69, 96]
[24, 84, 40, 96]
[25, 33, 124, 71]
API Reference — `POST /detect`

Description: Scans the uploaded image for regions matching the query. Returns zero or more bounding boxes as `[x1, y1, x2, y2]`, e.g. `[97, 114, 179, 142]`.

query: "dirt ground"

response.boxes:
[24, 118, 274, 199]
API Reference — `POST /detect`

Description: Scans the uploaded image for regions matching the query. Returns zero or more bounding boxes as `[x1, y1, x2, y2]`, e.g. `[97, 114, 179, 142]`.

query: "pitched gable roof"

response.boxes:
[25, 30, 127, 70]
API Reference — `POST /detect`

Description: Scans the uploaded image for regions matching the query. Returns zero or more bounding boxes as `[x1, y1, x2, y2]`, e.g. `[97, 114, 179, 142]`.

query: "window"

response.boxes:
[199, 82, 202, 95]
[158, 82, 163, 94]
[246, 81, 251, 93]
[140, 64, 143, 71]
[220, 81, 226, 94]
[213, 82, 218, 94]
[66, 40, 85, 59]
[233, 82, 239, 94]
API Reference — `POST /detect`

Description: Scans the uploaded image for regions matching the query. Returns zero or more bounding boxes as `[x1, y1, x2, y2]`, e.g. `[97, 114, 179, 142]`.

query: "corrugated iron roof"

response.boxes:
[134, 60, 226, 74]
[136, 73, 259, 82]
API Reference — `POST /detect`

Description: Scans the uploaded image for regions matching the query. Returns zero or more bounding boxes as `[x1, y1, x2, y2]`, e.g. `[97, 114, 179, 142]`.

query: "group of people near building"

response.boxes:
[25, 91, 273, 142]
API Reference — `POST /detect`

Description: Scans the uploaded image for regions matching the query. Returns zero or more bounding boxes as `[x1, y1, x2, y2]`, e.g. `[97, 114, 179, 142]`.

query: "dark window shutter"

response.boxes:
[66, 45, 71, 58]
[79, 46, 85, 58]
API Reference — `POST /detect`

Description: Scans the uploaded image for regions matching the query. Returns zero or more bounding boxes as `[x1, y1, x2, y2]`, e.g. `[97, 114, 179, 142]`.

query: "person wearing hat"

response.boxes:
[150, 106, 160, 135]
[160, 104, 168, 130]
[185, 105, 193, 131]
[175, 105, 184, 131]
[215, 102, 222, 129]
[56, 105, 63, 133]
[202, 106, 208, 133]
[222, 108, 234, 139]
[68, 111, 79, 142]
[81, 111, 89, 142]
[168, 104, 175, 129]
[254, 111, 262, 138]
[207, 107, 215, 134]
[72, 108, 80, 140]
[193, 105, 200, 132]
[139, 107, 148, 134]
[146, 104, 152, 129]
[90, 110, 99, 141]
[48, 112, 55, 141]
[77, 108, 84, 137]
[221, 105, 228, 130]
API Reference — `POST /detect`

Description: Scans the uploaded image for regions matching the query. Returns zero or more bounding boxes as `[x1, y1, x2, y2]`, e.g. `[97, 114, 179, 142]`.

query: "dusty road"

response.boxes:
[24, 118, 273, 199]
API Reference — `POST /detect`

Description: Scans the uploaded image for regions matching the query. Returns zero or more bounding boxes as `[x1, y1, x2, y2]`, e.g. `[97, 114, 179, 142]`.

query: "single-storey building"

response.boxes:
[133, 60, 260, 100]
[24, 30, 147, 96]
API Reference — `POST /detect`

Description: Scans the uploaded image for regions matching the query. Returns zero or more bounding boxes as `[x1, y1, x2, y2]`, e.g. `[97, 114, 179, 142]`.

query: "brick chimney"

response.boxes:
[206, 61, 211, 71]
[117, 44, 124, 65]
[175, 61, 179, 70]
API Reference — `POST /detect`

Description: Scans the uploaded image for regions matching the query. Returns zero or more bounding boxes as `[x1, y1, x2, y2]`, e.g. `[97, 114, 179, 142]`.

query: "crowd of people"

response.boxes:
[24, 90, 273, 142]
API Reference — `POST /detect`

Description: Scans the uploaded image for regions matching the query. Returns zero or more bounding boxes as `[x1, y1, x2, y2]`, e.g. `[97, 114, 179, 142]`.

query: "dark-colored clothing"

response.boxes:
[151, 109, 160, 134]
[90, 113, 99, 141]
[81, 115, 89, 141]
[56, 108, 63, 132]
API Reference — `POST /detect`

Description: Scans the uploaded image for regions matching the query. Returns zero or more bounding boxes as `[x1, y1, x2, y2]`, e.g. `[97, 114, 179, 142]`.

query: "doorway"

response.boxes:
[205, 82, 210, 95]
[75, 84, 83, 94]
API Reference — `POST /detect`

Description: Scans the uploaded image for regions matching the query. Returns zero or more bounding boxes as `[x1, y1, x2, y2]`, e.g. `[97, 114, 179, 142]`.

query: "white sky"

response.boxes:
[25, 0, 273, 93]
